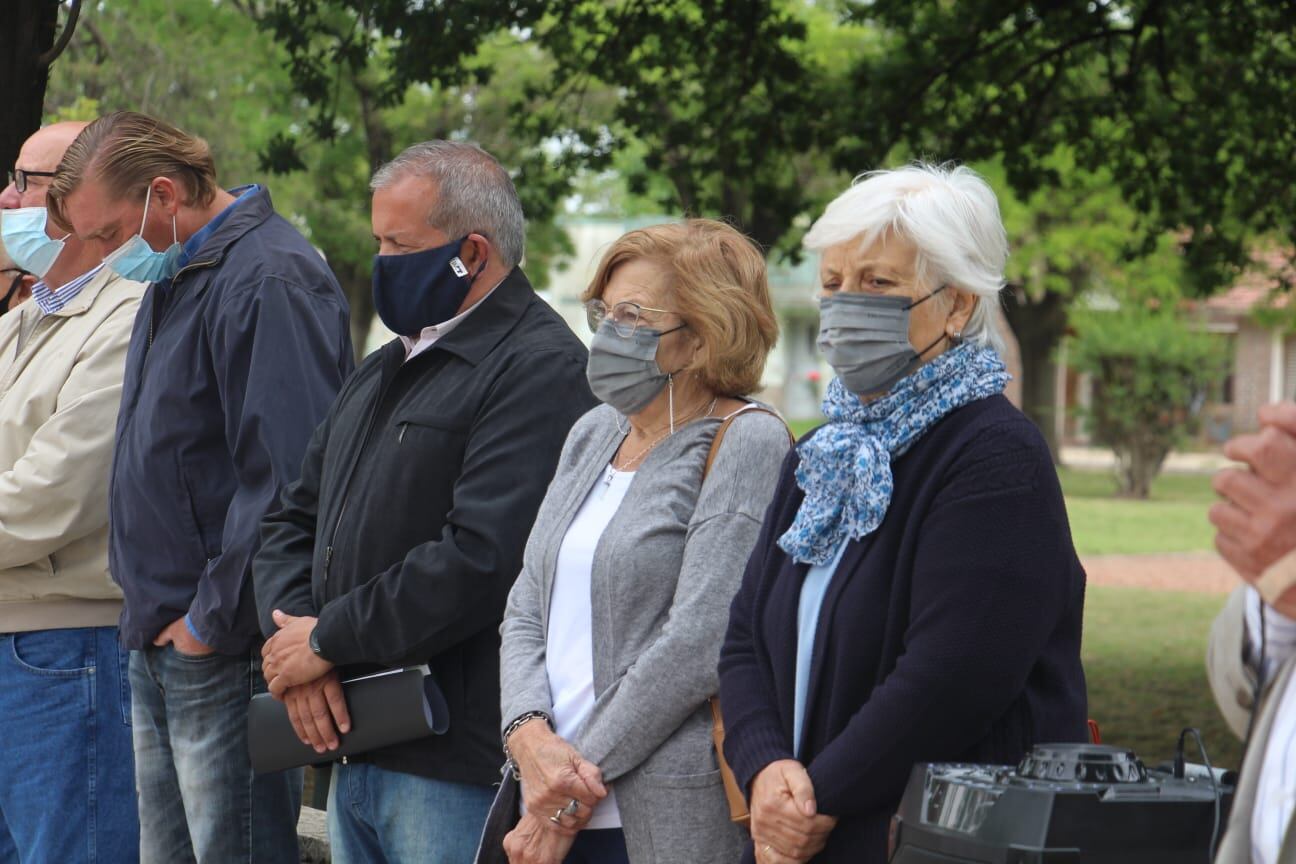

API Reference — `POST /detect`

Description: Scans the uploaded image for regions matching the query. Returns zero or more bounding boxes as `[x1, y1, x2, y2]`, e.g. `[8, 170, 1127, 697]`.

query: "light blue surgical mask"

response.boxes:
[103, 185, 182, 283]
[0, 207, 68, 278]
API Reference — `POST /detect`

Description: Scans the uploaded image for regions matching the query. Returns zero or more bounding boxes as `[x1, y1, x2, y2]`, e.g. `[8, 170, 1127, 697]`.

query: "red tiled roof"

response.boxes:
[1204, 248, 1295, 314]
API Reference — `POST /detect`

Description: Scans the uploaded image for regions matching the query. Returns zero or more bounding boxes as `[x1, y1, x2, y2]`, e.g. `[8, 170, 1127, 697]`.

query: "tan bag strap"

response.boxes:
[703, 405, 795, 482]
[705, 404, 793, 826]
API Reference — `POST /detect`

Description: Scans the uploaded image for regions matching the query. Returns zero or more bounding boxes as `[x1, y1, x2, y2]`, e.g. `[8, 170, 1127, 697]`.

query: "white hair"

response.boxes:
[371, 140, 526, 269]
[803, 162, 1008, 354]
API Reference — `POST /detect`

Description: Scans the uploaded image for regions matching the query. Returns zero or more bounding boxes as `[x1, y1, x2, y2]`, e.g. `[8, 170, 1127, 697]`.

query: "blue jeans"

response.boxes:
[327, 761, 494, 863]
[0, 627, 138, 864]
[565, 829, 629, 864]
[129, 645, 303, 863]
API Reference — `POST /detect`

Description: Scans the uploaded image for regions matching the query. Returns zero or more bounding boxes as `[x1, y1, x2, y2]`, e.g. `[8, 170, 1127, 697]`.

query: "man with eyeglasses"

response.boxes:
[0, 121, 147, 863]
[252, 140, 596, 861]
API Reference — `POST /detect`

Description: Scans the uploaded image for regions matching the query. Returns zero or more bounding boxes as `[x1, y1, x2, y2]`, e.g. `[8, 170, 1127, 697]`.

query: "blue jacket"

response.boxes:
[719, 394, 1088, 864]
[110, 186, 353, 654]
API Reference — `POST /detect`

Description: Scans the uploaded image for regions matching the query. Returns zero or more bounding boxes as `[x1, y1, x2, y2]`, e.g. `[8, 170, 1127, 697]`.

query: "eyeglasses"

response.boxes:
[7, 168, 57, 194]
[585, 298, 687, 338]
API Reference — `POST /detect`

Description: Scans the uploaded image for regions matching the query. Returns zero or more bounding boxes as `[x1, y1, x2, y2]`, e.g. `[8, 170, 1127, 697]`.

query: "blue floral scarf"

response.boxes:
[778, 343, 1010, 566]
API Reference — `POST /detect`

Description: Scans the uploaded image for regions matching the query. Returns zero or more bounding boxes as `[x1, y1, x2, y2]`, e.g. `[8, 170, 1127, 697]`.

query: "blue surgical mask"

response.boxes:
[0, 208, 67, 278]
[103, 185, 182, 283]
[372, 237, 483, 336]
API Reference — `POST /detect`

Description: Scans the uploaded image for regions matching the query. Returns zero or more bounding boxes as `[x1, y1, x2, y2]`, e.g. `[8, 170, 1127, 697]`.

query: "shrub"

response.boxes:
[1068, 310, 1226, 498]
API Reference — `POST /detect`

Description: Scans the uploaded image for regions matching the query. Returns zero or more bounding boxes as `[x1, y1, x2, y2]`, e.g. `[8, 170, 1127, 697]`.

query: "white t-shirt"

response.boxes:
[545, 464, 634, 829]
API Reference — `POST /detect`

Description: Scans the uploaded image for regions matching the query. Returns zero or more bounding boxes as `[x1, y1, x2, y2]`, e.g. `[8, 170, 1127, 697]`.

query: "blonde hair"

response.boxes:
[48, 112, 219, 229]
[583, 219, 778, 396]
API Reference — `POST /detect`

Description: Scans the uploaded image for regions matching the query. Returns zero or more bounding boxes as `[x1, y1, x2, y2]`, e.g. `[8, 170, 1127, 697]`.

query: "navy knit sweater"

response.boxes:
[718, 394, 1088, 863]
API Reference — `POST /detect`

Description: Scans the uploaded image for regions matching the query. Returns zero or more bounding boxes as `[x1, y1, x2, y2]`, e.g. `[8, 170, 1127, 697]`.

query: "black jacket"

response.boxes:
[719, 395, 1088, 863]
[254, 268, 597, 785]
[111, 186, 353, 653]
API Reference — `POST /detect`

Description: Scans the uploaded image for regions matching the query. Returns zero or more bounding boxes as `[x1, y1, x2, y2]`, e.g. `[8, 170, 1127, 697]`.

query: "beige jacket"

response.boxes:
[0, 267, 145, 632]
[1208, 586, 1296, 863]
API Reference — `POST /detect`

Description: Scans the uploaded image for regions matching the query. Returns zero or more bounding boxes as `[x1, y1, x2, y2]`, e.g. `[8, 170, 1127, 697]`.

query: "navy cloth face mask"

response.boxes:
[371, 237, 482, 336]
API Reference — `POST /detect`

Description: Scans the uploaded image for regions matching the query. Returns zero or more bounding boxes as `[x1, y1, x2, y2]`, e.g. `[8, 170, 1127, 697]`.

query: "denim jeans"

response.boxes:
[129, 645, 302, 864]
[0, 627, 138, 864]
[327, 761, 494, 863]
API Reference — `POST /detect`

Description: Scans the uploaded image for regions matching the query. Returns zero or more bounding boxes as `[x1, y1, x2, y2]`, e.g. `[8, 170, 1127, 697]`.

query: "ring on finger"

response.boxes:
[549, 807, 565, 825]
[563, 798, 580, 817]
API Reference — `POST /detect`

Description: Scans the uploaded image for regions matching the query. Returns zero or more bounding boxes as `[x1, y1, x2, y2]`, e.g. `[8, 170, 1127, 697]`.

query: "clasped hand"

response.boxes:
[502, 721, 607, 863]
[750, 760, 837, 864]
[261, 609, 351, 753]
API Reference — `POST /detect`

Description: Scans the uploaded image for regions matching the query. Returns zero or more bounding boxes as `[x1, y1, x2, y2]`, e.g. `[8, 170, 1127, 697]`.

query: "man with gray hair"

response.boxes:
[253, 140, 596, 861]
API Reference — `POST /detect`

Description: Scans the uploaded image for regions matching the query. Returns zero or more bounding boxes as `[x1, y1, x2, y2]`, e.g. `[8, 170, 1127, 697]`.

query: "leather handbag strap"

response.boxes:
[703, 405, 795, 482]
[705, 404, 794, 826]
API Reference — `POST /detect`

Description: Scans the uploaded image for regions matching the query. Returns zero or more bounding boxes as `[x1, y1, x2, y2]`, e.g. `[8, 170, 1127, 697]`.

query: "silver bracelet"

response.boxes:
[502, 711, 553, 780]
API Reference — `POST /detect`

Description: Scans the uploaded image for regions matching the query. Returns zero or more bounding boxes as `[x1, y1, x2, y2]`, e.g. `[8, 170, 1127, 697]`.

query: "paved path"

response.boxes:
[1082, 552, 1236, 594]
[1062, 447, 1237, 475]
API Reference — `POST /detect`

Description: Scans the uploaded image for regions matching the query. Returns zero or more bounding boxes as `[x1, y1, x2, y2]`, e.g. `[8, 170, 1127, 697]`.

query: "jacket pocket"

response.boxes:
[636, 769, 743, 864]
[392, 412, 468, 449]
[177, 458, 229, 560]
[641, 768, 723, 790]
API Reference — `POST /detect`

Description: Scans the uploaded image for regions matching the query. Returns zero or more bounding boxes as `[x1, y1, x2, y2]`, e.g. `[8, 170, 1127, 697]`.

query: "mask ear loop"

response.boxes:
[140, 185, 153, 236]
[903, 283, 947, 311]
[667, 374, 675, 435]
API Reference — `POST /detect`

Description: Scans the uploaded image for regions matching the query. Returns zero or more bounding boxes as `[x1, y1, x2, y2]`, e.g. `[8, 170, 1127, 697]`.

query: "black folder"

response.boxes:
[247, 666, 450, 774]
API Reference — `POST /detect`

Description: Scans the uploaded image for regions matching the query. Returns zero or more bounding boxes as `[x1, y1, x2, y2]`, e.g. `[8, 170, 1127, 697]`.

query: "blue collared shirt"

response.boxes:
[30, 264, 104, 316]
[175, 184, 260, 272]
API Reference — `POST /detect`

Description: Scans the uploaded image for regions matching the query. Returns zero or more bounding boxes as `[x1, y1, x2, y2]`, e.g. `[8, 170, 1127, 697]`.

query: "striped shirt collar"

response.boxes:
[31, 264, 104, 316]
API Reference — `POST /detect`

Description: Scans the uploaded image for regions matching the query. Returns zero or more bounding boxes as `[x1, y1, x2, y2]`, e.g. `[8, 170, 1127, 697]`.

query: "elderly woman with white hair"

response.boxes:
[717, 163, 1089, 864]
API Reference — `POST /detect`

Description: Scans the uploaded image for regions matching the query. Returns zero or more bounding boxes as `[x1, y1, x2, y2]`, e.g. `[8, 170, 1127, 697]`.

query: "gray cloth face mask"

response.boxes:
[586, 319, 680, 415]
[817, 287, 947, 396]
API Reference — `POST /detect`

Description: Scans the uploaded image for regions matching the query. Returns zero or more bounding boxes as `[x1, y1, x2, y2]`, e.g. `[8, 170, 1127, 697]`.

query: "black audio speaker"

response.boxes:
[888, 743, 1234, 863]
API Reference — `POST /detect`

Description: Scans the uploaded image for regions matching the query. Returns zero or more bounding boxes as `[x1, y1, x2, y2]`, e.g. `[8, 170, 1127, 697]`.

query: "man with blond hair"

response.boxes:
[0, 121, 146, 863]
[48, 111, 354, 863]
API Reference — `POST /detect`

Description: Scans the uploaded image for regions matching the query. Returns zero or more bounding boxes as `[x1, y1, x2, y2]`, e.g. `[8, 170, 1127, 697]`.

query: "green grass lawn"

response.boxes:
[1083, 585, 1241, 771]
[785, 419, 1217, 558]
[1058, 468, 1216, 557]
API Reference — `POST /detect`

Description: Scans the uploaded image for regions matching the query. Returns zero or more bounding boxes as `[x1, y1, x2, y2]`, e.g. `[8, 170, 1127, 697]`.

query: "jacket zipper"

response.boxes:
[321, 348, 402, 592]
[147, 259, 218, 349]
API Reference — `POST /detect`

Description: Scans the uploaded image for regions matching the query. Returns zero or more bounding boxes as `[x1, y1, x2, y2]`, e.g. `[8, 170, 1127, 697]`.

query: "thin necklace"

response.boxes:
[610, 397, 719, 477]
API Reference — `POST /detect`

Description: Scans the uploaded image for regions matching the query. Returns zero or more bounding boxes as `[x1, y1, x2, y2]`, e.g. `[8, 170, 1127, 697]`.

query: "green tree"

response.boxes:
[849, 0, 1296, 290]
[44, 1, 584, 355]
[1068, 309, 1225, 498]
[986, 149, 1185, 460]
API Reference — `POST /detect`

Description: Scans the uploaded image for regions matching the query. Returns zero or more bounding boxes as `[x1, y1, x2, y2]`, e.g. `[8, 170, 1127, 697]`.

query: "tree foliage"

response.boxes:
[852, 0, 1296, 290]
[1069, 309, 1225, 498]
[44, 0, 582, 355]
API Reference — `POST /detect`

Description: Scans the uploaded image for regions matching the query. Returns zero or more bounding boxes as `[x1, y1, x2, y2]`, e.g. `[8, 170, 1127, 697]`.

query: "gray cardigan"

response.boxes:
[500, 402, 790, 864]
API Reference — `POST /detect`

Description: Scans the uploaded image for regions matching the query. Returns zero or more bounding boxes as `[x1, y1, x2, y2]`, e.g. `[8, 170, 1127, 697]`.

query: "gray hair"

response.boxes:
[804, 162, 1008, 354]
[370, 140, 526, 269]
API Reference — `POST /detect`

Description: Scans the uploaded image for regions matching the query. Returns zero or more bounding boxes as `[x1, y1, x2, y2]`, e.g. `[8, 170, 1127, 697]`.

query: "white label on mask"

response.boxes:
[450, 257, 469, 278]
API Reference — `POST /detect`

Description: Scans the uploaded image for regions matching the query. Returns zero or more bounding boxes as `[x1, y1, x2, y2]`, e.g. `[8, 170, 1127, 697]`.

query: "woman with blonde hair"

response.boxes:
[492, 219, 791, 863]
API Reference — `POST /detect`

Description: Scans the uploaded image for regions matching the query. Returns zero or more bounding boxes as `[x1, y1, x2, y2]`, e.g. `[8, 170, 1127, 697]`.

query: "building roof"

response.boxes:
[1205, 248, 1294, 315]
